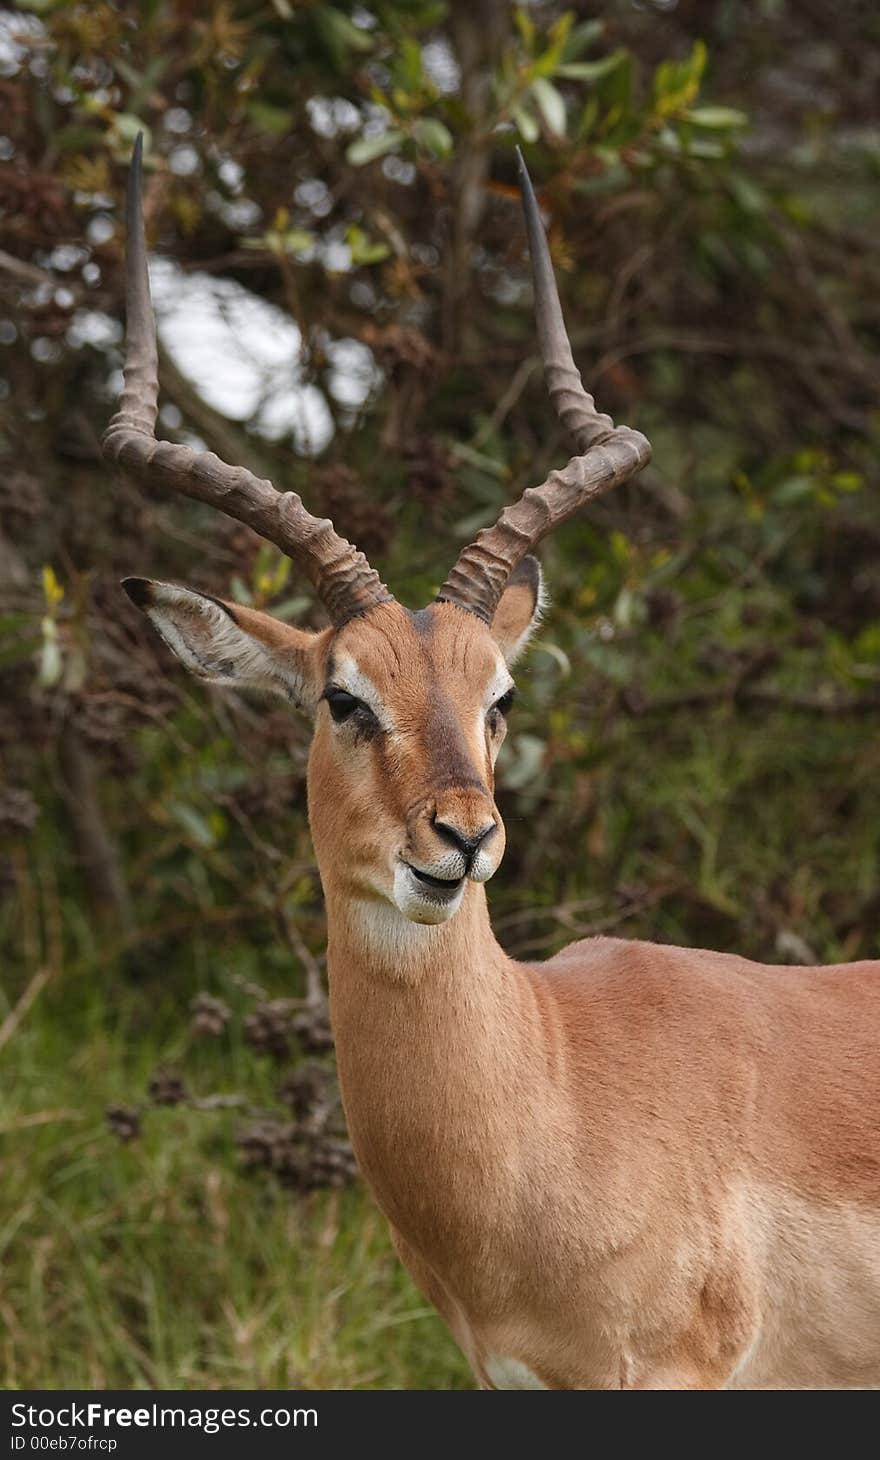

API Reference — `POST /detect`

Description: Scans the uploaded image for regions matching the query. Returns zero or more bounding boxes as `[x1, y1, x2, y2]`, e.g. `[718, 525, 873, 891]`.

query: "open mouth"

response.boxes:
[406, 865, 465, 897]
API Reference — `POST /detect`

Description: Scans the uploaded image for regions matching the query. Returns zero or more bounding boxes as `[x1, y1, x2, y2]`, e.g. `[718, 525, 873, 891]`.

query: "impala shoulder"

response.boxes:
[536, 937, 767, 1038]
[538, 936, 699, 988]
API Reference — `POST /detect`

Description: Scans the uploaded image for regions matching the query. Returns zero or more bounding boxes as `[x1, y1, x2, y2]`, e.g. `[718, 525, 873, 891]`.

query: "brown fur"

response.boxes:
[131, 586, 880, 1389]
[329, 901, 880, 1389]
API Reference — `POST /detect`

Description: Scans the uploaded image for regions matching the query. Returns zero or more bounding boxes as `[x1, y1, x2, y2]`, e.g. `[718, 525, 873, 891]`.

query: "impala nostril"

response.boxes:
[432, 817, 496, 857]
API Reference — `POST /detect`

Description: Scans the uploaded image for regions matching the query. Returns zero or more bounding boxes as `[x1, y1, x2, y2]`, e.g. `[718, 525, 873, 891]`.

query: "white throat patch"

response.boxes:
[484, 1356, 548, 1390]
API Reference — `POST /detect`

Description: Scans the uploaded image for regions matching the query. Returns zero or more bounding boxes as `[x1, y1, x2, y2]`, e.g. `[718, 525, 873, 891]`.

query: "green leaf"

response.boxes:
[577, 95, 599, 141]
[53, 125, 103, 153]
[653, 40, 706, 117]
[728, 173, 768, 215]
[556, 55, 622, 82]
[546, 12, 575, 51]
[396, 36, 424, 92]
[114, 55, 167, 111]
[230, 576, 253, 605]
[595, 51, 633, 114]
[771, 475, 815, 506]
[346, 224, 391, 265]
[113, 113, 151, 149]
[0, 612, 33, 637]
[0, 634, 40, 672]
[282, 228, 317, 255]
[561, 18, 605, 62]
[38, 619, 62, 688]
[412, 117, 453, 158]
[831, 471, 863, 494]
[685, 138, 726, 160]
[514, 6, 536, 53]
[533, 641, 572, 678]
[684, 106, 748, 130]
[346, 129, 405, 166]
[171, 803, 217, 850]
[450, 442, 509, 480]
[241, 227, 314, 256]
[530, 78, 567, 136]
[501, 733, 547, 791]
[314, 6, 374, 61]
[853, 623, 880, 658]
[533, 11, 574, 76]
[271, 596, 312, 622]
[247, 101, 292, 137]
[511, 103, 539, 144]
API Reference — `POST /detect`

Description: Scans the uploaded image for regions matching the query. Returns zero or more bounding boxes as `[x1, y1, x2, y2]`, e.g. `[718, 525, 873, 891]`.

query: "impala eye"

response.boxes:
[325, 689, 362, 723]
[494, 688, 515, 718]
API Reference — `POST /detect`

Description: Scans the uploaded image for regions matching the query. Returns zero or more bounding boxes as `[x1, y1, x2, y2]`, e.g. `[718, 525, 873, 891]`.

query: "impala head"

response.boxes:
[107, 139, 649, 927]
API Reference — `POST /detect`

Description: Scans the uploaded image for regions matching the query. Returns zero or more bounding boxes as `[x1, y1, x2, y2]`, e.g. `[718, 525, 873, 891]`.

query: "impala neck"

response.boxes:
[322, 877, 532, 1254]
[325, 877, 501, 985]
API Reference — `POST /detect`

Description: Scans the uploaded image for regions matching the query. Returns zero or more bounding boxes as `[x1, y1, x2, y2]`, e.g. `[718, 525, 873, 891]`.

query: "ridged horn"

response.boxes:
[438, 150, 651, 624]
[103, 135, 393, 627]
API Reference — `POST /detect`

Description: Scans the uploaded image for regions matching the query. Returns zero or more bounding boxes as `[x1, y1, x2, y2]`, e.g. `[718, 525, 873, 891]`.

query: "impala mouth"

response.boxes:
[393, 860, 468, 924]
[407, 865, 465, 896]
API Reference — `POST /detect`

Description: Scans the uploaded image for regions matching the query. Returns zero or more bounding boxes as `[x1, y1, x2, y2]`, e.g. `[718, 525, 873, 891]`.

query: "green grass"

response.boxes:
[0, 978, 471, 1390]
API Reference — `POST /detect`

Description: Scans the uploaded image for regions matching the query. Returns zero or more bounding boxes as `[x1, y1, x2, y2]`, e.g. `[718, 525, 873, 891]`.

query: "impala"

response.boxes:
[105, 138, 880, 1390]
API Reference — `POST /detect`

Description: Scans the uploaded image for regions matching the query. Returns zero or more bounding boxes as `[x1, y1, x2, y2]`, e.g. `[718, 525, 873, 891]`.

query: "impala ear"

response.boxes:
[490, 556, 545, 665]
[122, 578, 326, 714]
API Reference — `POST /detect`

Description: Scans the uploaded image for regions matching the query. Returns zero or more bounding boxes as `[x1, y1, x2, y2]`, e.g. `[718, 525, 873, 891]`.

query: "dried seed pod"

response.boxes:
[106, 1104, 142, 1142]
[313, 462, 394, 561]
[236, 1113, 356, 1193]
[244, 1000, 293, 1059]
[0, 787, 39, 835]
[273, 1137, 311, 1189]
[148, 1068, 188, 1106]
[302, 1134, 358, 1190]
[360, 322, 438, 375]
[644, 588, 682, 630]
[402, 434, 455, 507]
[237, 1118, 287, 1170]
[0, 469, 46, 524]
[619, 685, 648, 717]
[230, 778, 298, 823]
[279, 1061, 330, 1119]
[190, 992, 232, 1039]
[292, 1007, 334, 1054]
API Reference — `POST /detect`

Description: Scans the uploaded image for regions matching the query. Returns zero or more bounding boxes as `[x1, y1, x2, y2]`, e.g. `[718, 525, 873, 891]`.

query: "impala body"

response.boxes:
[107, 140, 880, 1389]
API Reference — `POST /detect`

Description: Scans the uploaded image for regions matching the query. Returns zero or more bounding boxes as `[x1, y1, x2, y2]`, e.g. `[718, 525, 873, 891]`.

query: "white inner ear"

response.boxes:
[498, 577, 548, 666]
[144, 585, 306, 704]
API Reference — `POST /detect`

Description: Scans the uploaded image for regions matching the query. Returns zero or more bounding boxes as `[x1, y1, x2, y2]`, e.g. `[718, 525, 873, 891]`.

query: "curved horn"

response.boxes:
[103, 136, 393, 627]
[438, 151, 651, 624]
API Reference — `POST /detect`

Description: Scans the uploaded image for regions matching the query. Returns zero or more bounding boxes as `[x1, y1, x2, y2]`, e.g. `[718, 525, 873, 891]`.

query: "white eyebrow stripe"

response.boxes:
[476, 659, 516, 744]
[485, 660, 515, 711]
[332, 654, 394, 731]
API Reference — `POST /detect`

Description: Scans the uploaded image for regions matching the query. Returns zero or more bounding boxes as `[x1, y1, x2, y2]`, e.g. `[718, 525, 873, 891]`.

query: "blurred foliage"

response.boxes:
[0, 0, 879, 1389]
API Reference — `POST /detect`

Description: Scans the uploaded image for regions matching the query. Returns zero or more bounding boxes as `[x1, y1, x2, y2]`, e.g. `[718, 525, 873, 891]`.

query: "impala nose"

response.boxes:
[432, 816, 496, 860]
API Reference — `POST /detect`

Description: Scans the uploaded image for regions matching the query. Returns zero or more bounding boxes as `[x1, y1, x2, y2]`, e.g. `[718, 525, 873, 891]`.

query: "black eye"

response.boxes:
[493, 688, 515, 718]
[325, 689, 362, 723]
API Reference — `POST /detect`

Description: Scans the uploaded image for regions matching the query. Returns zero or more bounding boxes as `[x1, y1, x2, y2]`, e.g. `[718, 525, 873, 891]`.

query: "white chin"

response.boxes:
[392, 864, 467, 925]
